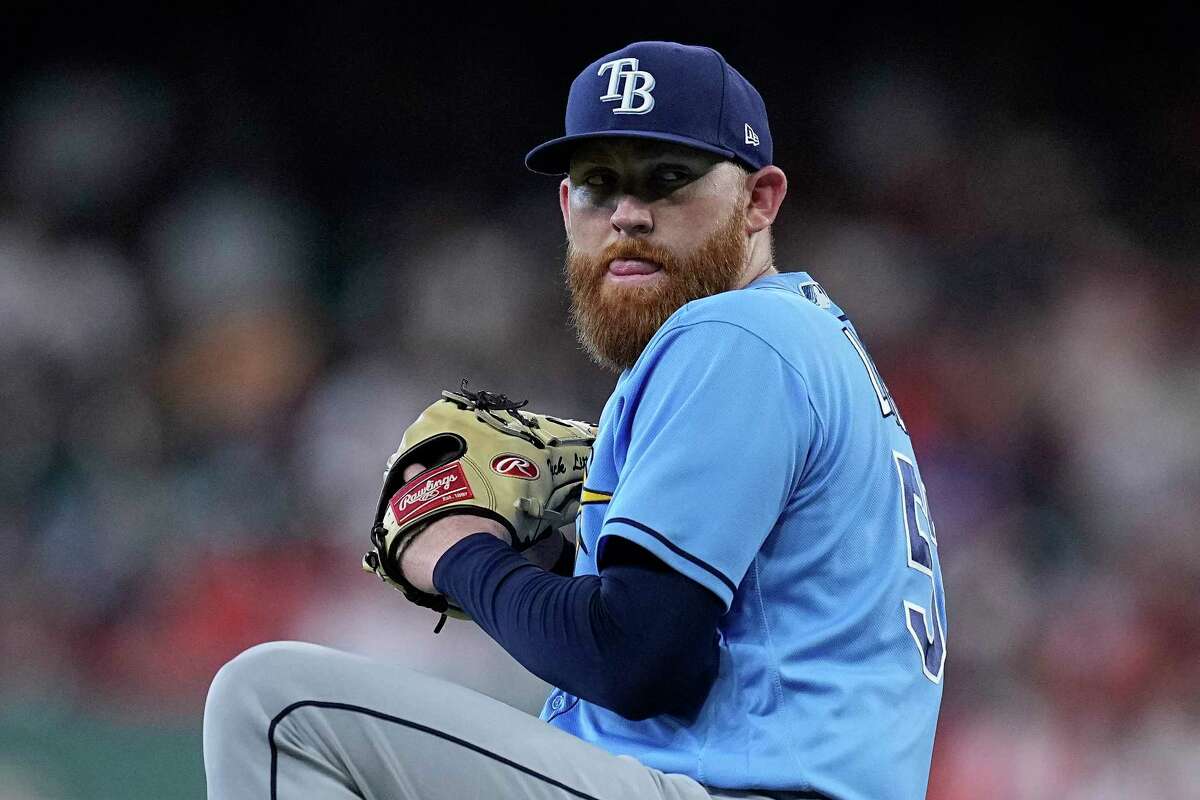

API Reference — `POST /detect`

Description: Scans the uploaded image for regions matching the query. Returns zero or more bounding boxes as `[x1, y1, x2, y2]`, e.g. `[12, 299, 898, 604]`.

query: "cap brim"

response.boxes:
[524, 130, 738, 175]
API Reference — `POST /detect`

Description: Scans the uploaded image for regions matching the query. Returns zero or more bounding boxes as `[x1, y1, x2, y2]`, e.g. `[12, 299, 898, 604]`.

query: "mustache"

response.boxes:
[571, 237, 679, 275]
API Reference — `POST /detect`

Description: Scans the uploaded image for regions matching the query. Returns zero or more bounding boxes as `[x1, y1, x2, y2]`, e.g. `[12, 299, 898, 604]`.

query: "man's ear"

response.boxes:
[743, 166, 787, 234]
[559, 178, 571, 231]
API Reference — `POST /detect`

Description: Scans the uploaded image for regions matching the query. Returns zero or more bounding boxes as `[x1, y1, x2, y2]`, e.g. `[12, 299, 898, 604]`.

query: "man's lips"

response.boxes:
[608, 258, 662, 276]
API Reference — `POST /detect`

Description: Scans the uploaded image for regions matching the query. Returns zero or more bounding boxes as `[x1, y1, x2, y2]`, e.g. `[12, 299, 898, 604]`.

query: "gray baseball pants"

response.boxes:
[203, 640, 788, 800]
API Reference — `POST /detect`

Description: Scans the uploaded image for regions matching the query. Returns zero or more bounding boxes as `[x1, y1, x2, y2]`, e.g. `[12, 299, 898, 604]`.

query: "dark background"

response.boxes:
[1, 5, 1198, 797]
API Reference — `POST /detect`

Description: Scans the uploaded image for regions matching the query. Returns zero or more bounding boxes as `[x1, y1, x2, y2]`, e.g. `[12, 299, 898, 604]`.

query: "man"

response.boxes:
[204, 41, 946, 800]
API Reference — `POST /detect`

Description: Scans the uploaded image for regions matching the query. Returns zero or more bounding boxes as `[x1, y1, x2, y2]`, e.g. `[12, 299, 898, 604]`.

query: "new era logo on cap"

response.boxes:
[525, 41, 773, 175]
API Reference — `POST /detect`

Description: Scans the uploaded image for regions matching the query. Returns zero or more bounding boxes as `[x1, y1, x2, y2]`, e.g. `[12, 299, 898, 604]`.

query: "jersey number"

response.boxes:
[842, 325, 944, 682]
[896, 452, 946, 683]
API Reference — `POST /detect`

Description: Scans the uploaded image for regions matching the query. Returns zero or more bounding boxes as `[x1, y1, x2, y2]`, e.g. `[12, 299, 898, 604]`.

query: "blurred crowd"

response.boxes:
[2, 17, 1198, 799]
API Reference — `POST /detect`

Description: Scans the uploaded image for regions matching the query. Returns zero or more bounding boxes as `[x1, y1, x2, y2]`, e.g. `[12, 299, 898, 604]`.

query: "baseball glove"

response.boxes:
[362, 381, 596, 631]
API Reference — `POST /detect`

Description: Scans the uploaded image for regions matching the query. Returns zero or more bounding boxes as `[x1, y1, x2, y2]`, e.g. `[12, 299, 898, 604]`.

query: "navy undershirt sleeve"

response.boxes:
[433, 532, 722, 721]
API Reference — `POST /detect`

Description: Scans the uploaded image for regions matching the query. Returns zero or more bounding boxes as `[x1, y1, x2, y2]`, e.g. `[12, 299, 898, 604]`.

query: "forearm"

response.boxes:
[433, 533, 720, 720]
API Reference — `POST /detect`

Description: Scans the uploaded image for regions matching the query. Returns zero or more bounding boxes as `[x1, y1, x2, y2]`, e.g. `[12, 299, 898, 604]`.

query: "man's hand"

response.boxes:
[362, 384, 595, 622]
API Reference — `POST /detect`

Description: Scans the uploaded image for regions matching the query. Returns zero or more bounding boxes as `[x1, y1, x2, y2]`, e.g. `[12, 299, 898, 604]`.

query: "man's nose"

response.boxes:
[610, 195, 653, 236]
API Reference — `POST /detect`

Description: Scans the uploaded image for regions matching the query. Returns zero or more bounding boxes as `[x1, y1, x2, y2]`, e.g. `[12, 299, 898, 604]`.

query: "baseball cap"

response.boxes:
[525, 41, 772, 175]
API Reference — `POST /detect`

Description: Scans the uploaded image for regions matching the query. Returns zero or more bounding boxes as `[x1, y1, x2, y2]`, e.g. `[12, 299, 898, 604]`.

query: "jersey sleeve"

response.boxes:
[597, 319, 814, 610]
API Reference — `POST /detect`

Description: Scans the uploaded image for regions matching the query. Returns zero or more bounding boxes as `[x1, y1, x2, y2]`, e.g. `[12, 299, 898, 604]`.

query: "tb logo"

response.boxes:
[598, 57, 655, 115]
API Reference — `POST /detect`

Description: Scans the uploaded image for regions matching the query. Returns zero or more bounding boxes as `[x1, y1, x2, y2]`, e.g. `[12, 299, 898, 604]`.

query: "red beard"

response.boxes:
[565, 203, 748, 371]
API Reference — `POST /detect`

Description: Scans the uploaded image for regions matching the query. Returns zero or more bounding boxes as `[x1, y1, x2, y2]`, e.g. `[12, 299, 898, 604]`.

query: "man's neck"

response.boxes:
[735, 230, 776, 288]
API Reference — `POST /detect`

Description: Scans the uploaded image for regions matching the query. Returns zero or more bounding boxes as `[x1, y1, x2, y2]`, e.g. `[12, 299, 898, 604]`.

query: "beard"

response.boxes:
[565, 201, 748, 372]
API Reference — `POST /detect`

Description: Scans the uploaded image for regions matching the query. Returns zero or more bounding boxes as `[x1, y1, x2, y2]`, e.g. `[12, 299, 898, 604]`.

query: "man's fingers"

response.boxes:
[403, 463, 427, 482]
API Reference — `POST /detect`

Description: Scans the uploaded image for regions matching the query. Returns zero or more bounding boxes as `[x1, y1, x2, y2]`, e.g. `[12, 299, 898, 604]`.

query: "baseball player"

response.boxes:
[204, 41, 946, 800]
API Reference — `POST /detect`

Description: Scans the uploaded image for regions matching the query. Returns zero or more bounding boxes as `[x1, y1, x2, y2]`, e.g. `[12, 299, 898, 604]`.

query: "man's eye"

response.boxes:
[584, 173, 611, 187]
[656, 170, 688, 183]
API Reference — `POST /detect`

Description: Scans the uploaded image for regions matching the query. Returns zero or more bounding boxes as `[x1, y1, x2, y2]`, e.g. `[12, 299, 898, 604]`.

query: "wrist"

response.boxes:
[432, 531, 516, 597]
[400, 515, 511, 594]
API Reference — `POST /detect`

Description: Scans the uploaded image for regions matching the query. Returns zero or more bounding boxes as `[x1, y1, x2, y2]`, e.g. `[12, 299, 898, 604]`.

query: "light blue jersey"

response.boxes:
[540, 272, 946, 800]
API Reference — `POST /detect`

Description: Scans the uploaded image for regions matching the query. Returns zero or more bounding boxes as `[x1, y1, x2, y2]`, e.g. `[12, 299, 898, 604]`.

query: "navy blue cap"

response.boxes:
[525, 41, 772, 175]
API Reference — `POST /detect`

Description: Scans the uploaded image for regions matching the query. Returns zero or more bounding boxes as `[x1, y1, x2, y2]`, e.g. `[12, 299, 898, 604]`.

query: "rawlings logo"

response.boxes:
[491, 454, 539, 480]
[390, 462, 474, 527]
[396, 473, 460, 512]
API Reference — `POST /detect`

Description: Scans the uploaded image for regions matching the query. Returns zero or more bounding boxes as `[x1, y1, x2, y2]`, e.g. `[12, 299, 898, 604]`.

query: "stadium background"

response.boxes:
[2, 5, 1197, 797]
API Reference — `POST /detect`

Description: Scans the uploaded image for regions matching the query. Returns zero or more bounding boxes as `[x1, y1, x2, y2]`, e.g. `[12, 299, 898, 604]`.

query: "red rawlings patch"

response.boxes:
[490, 454, 540, 480]
[389, 462, 475, 528]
